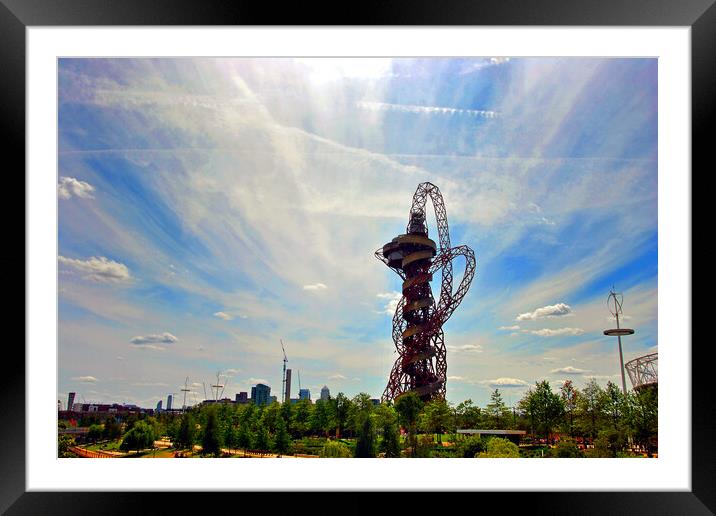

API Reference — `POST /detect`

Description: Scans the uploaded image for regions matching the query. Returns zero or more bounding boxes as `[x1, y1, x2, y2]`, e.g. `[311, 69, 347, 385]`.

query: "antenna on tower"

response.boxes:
[181, 377, 191, 412]
[281, 339, 288, 403]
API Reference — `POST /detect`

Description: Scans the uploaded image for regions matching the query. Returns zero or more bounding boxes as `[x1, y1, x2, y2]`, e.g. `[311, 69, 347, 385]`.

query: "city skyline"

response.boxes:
[58, 57, 657, 408]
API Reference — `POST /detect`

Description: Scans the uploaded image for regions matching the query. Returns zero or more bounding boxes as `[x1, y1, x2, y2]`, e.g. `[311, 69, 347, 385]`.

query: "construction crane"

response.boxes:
[211, 371, 224, 401]
[281, 339, 288, 403]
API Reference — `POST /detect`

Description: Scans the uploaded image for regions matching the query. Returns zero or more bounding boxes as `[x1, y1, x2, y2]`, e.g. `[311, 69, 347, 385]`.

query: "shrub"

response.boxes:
[320, 440, 352, 458]
[549, 439, 584, 458]
[477, 437, 520, 458]
[454, 435, 485, 458]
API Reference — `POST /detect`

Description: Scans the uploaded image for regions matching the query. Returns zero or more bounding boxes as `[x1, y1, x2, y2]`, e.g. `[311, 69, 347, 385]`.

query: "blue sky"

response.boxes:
[57, 57, 657, 409]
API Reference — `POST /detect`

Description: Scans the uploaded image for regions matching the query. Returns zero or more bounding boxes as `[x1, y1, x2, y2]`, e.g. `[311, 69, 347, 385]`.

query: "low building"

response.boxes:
[235, 392, 248, 404]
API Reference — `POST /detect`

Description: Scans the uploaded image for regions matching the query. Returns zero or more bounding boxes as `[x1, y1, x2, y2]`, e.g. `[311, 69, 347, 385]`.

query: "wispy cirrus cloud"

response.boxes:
[357, 101, 499, 119]
[129, 332, 178, 349]
[71, 375, 98, 383]
[303, 283, 327, 291]
[213, 311, 234, 321]
[550, 366, 589, 375]
[529, 327, 585, 337]
[480, 377, 529, 388]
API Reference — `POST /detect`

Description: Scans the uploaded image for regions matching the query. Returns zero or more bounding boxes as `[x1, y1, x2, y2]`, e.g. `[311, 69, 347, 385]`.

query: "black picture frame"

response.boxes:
[5, 0, 709, 513]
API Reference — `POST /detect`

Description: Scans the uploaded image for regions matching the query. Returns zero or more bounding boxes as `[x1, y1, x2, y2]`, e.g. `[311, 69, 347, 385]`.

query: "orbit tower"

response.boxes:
[375, 182, 476, 403]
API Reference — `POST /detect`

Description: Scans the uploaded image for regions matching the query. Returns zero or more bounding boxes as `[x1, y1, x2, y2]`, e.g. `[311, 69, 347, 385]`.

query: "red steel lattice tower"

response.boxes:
[375, 182, 476, 403]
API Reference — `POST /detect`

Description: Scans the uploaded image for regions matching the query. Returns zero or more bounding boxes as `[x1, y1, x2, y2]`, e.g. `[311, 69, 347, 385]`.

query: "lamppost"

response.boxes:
[603, 288, 635, 395]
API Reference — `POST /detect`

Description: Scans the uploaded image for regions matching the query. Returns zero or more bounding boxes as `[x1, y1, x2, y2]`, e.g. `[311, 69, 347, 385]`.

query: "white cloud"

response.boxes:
[303, 283, 327, 291]
[357, 101, 499, 119]
[499, 325, 520, 331]
[223, 368, 241, 376]
[516, 303, 572, 321]
[529, 327, 585, 337]
[213, 311, 234, 321]
[329, 374, 347, 380]
[58, 176, 95, 199]
[550, 366, 589, 375]
[447, 344, 483, 354]
[72, 376, 98, 383]
[248, 378, 270, 387]
[481, 377, 529, 388]
[377, 291, 402, 316]
[129, 332, 178, 345]
[58, 255, 131, 283]
[447, 375, 467, 381]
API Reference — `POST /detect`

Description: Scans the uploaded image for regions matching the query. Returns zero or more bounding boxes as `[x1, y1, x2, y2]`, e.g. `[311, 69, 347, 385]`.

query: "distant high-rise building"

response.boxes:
[320, 385, 330, 401]
[299, 388, 311, 402]
[251, 383, 271, 406]
[269, 395, 277, 404]
[235, 392, 248, 404]
[284, 369, 292, 403]
[166, 394, 173, 411]
[67, 392, 76, 412]
[156, 400, 163, 412]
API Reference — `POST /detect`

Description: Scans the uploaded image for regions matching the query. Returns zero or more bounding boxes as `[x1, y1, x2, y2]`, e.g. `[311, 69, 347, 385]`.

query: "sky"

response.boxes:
[57, 57, 658, 409]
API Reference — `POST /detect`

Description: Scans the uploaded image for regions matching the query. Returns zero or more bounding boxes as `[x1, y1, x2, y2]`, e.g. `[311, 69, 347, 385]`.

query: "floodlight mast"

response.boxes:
[181, 376, 191, 412]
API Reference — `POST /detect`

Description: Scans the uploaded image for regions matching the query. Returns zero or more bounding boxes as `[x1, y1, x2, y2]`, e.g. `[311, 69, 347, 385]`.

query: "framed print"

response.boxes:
[6, 0, 710, 513]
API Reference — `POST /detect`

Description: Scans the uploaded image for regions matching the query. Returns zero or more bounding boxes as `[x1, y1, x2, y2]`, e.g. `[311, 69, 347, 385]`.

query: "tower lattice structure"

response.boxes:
[375, 182, 476, 402]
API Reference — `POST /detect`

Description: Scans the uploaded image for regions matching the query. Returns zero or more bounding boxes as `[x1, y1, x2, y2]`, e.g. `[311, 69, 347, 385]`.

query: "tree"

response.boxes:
[87, 424, 103, 443]
[291, 399, 313, 438]
[624, 387, 658, 456]
[394, 392, 424, 457]
[201, 407, 222, 456]
[577, 379, 605, 441]
[102, 416, 122, 440]
[454, 435, 485, 458]
[120, 421, 155, 454]
[520, 381, 564, 441]
[310, 399, 331, 437]
[454, 399, 481, 429]
[485, 389, 510, 429]
[560, 380, 579, 438]
[477, 437, 520, 458]
[418, 399, 454, 443]
[549, 438, 584, 458]
[373, 403, 401, 458]
[175, 412, 196, 450]
[600, 381, 626, 431]
[330, 393, 351, 439]
[354, 414, 377, 458]
[252, 420, 270, 451]
[272, 416, 291, 454]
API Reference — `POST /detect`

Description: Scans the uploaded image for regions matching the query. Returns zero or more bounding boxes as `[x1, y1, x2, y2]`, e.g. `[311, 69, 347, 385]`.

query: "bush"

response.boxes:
[548, 439, 584, 458]
[320, 440, 352, 458]
[454, 435, 485, 458]
[414, 435, 435, 458]
[477, 437, 520, 458]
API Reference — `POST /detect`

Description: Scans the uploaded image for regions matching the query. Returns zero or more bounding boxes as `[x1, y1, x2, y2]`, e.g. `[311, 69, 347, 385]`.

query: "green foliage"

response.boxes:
[549, 439, 584, 458]
[354, 413, 376, 458]
[374, 404, 401, 458]
[624, 387, 657, 455]
[454, 399, 481, 429]
[103, 417, 122, 440]
[201, 407, 223, 456]
[291, 399, 313, 438]
[175, 412, 196, 450]
[330, 393, 352, 438]
[87, 424, 103, 442]
[477, 437, 520, 458]
[394, 392, 424, 457]
[418, 399, 454, 443]
[120, 421, 155, 454]
[577, 378, 605, 439]
[320, 440, 352, 458]
[519, 381, 565, 440]
[454, 435, 485, 458]
[310, 399, 331, 437]
[58, 434, 76, 457]
[272, 417, 291, 454]
[485, 389, 510, 430]
[252, 420, 270, 451]
[560, 380, 579, 437]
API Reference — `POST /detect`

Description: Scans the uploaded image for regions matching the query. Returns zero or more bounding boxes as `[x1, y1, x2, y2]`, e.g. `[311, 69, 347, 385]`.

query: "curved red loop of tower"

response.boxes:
[375, 182, 476, 403]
